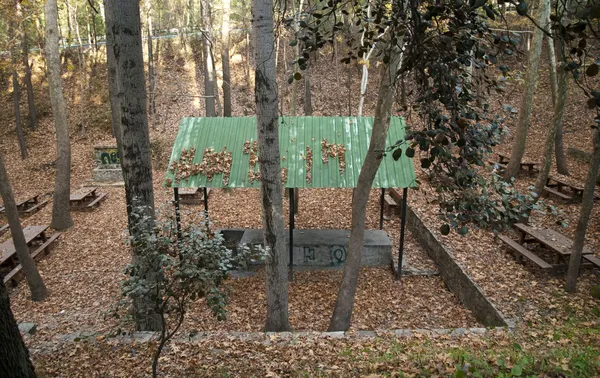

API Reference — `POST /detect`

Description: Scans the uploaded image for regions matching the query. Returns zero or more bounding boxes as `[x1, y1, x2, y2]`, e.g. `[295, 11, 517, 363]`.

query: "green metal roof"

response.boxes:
[164, 116, 416, 189]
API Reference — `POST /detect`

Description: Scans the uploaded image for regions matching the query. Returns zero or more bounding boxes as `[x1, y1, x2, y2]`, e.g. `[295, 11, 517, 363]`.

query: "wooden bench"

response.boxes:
[498, 235, 553, 269]
[384, 194, 398, 216]
[23, 199, 49, 214]
[542, 186, 574, 202]
[0, 224, 8, 235]
[583, 254, 600, 269]
[3, 233, 61, 285]
[179, 188, 211, 205]
[83, 192, 107, 211]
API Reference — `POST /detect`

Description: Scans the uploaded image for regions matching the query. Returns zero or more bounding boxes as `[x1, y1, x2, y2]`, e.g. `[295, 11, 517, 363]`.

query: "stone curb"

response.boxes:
[54, 327, 509, 346]
[405, 206, 514, 328]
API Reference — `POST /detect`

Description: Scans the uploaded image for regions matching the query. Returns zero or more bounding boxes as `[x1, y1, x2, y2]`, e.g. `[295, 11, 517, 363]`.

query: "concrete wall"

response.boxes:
[405, 206, 511, 327]
[229, 229, 392, 269]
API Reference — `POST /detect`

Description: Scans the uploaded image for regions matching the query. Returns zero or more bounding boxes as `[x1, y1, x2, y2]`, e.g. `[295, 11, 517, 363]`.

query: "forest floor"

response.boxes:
[0, 36, 599, 376]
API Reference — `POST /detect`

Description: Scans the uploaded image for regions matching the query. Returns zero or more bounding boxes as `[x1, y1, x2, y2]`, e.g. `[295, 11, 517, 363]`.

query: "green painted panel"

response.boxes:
[164, 116, 417, 189]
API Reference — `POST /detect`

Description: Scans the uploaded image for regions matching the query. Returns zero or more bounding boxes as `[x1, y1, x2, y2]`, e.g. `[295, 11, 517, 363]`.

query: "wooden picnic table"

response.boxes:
[0, 225, 48, 266]
[499, 223, 599, 272]
[497, 153, 538, 172]
[0, 194, 47, 215]
[70, 187, 107, 211]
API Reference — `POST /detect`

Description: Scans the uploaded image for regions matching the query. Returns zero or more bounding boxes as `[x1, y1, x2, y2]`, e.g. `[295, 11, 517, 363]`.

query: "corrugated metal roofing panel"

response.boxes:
[164, 116, 417, 189]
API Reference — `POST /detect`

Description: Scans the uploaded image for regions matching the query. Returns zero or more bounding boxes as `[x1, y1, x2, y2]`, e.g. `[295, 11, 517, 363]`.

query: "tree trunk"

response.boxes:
[201, 0, 216, 116]
[0, 278, 37, 378]
[110, 0, 161, 331]
[0, 152, 48, 301]
[9, 16, 28, 160]
[504, 0, 549, 180]
[565, 127, 600, 292]
[221, 0, 232, 117]
[303, 58, 312, 115]
[103, 0, 123, 149]
[19, 12, 37, 131]
[146, 0, 156, 115]
[290, 0, 304, 116]
[252, 0, 291, 332]
[46, 0, 74, 231]
[329, 49, 400, 332]
[533, 62, 568, 196]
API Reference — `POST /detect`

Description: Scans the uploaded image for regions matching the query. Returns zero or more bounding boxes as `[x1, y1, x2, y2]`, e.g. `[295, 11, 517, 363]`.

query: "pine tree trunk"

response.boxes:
[252, 0, 291, 332]
[103, 0, 123, 149]
[0, 152, 47, 301]
[504, 0, 549, 180]
[201, 0, 216, 116]
[110, 0, 161, 331]
[329, 49, 400, 332]
[146, 0, 155, 115]
[0, 279, 37, 378]
[565, 127, 600, 292]
[303, 58, 312, 116]
[46, 0, 74, 231]
[221, 0, 232, 117]
[533, 62, 568, 196]
[19, 8, 37, 131]
[11, 51, 27, 160]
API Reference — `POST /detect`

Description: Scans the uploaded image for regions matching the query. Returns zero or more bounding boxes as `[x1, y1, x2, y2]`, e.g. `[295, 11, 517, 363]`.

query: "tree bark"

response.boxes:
[18, 3, 37, 131]
[10, 19, 28, 160]
[565, 127, 600, 292]
[145, 0, 156, 115]
[303, 55, 312, 116]
[329, 49, 400, 332]
[252, 0, 291, 332]
[0, 278, 37, 378]
[504, 0, 549, 180]
[46, 0, 74, 231]
[533, 62, 568, 197]
[0, 152, 48, 301]
[103, 0, 123, 149]
[201, 0, 216, 116]
[221, 0, 232, 117]
[111, 0, 161, 331]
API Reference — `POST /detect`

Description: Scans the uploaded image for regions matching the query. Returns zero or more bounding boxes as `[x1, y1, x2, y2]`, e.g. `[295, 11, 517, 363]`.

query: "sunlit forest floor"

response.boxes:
[0, 35, 599, 376]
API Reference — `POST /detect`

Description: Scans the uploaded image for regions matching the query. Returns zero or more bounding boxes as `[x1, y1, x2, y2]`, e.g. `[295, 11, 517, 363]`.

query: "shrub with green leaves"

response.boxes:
[119, 205, 253, 377]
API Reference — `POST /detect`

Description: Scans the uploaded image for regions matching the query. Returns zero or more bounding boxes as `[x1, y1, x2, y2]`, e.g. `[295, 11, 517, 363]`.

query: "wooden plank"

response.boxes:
[70, 187, 97, 201]
[23, 199, 48, 214]
[388, 188, 403, 203]
[514, 223, 592, 256]
[3, 233, 61, 285]
[0, 224, 8, 234]
[84, 192, 107, 210]
[583, 255, 600, 268]
[0, 225, 49, 265]
[179, 187, 199, 195]
[542, 186, 574, 201]
[498, 235, 553, 269]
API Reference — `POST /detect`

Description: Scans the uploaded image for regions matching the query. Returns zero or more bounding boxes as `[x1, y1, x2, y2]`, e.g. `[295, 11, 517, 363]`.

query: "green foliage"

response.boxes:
[119, 204, 254, 376]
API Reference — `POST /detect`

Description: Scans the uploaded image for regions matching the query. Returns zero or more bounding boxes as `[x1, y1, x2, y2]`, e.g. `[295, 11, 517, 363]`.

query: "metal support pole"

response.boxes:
[174, 187, 182, 240]
[396, 187, 408, 281]
[203, 187, 209, 213]
[289, 188, 295, 282]
[379, 188, 385, 230]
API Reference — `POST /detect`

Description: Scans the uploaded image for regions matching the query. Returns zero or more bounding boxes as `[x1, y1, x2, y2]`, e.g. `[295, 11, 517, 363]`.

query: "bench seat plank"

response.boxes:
[498, 235, 553, 269]
[542, 186, 574, 201]
[3, 233, 61, 285]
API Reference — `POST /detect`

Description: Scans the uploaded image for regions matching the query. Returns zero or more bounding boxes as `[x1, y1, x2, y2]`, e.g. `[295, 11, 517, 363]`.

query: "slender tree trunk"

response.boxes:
[546, 37, 558, 107]
[290, 0, 304, 116]
[10, 36, 28, 160]
[252, 0, 291, 332]
[85, 5, 93, 48]
[221, 0, 232, 117]
[0, 153, 48, 301]
[245, 29, 252, 88]
[17, 1, 37, 131]
[103, 0, 123, 149]
[0, 278, 37, 378]
[145, 0, 155, 115]
[504, 0, 549, 180]
[46, 0, 74, 230]
[110, 0, 161, 331]
[533, 62, 568, 196]
[334, 36, 342, 115]
[201, 0, 216, 116]
[329, 48, 401, 332]
[303, 55, 312, 116]
[565, 127, 600, 292]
